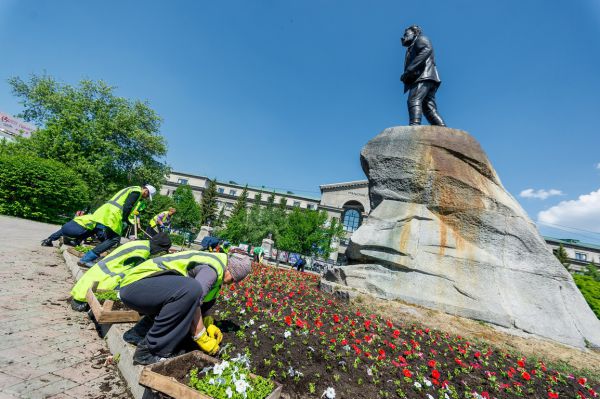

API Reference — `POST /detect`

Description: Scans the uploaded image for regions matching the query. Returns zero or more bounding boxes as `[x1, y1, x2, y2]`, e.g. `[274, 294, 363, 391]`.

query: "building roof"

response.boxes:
[320, 180, 368, 191]
[543, 236, 600, 251]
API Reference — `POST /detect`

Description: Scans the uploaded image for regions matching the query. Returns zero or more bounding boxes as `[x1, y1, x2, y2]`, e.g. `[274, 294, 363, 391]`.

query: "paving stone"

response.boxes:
[0, 216, 131, 399]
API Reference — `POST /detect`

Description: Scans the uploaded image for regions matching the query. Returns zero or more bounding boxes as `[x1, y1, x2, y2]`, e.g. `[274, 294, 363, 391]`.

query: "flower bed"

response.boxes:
[139, 351, 282, 399]
[86, 288, 140, 323]
[209, 263, 599, 399]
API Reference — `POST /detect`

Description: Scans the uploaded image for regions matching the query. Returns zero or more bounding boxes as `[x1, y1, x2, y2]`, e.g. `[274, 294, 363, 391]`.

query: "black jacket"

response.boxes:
[402, 34, 441, 92]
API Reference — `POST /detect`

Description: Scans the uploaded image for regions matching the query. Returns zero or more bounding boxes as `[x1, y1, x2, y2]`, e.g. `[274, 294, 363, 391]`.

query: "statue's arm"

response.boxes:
[404, 36, 432, 75]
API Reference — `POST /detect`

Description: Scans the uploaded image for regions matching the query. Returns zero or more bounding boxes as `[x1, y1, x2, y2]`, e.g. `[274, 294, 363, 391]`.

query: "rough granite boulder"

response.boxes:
[327, 125, 600, 349]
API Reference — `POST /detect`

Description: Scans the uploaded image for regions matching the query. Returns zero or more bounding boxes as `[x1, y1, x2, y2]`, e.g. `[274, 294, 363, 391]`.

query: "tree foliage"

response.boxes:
[7, 74, 169, 203]
[171, 185, 201, 241]
[200, 179, 218, 226]
[553, 244, 570, 267]
[277, 208, 344, 257]
[219, 186, 249, 245]
[0, 153, 89, 223]
[139, 193, 176, 229]
[573, 274, 600, 320]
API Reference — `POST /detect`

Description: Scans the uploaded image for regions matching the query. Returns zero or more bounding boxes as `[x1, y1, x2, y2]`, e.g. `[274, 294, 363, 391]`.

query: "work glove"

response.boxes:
[194, 329, 219, 355]
[207, 325, 223, 344]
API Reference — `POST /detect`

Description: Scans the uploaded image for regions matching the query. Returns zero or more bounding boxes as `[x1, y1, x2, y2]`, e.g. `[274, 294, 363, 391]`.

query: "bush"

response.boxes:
[0, 153, 90, 223]
[573, 274, 600, 319]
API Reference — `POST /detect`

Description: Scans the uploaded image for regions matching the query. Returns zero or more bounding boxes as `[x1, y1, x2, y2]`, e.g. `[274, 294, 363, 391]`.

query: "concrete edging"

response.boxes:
[60, 247, 156, 399]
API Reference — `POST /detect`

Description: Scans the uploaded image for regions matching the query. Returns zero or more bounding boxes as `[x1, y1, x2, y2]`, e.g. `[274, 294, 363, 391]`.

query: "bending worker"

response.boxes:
[118, 250, 252, 365]
[78, 185, 156, 268]
[41, 214, 100, 247]
[70, 232, 172, 312]
[146, 207, 176, 237]
[253, 246, 264, 263]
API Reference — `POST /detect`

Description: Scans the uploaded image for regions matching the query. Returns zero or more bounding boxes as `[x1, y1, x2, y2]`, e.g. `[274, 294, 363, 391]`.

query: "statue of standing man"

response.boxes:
[400, 25, 446, 126]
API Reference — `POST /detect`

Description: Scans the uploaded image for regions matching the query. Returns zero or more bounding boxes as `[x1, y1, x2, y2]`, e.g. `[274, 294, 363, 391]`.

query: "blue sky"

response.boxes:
[1, 1, 600, 242]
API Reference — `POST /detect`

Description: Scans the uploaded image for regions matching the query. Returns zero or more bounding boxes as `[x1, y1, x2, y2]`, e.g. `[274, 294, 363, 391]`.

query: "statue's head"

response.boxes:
[401, 25, 422, 47]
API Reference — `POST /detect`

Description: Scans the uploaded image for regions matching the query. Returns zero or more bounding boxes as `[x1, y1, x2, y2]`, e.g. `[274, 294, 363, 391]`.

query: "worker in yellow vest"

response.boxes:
[69, 232, 172, 311]
[78, 185, 156, 268]
[118, 251, 252, 365]
[41, 214, 99, 247]
[146, 207, 176, 237]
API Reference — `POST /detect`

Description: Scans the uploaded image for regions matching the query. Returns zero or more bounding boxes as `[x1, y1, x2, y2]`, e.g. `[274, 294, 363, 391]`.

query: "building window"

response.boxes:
[177, 178, 188, 185]
[218, 187, 225, 194]
[226, 203, 233, 209]
[342, 209, 361, 232]
[229, 189, 237, 196]
[307, 204, 315, 210]
[575, 252, 587, 261]
[293, 201, 301, 207]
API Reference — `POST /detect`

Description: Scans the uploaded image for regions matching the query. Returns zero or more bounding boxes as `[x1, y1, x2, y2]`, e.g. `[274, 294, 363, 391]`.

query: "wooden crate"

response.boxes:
[139, 351, 283, 399]
[86, 287, 141, 323]
[66, 247, 86, 258]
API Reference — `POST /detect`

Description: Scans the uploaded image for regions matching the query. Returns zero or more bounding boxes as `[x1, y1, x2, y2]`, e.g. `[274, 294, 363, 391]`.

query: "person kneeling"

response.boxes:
[118, 251, 252, 365]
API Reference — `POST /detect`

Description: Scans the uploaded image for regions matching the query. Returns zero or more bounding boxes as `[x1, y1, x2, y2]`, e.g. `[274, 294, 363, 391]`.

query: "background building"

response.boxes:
[544, 236, 600, 272]
[0, 111, 35, 142]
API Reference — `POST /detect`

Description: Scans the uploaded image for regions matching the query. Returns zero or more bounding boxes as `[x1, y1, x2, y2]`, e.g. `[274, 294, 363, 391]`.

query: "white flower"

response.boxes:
[235, 379, 250, 394]
[444, 394, 450, 399]
[322, 387, 336, 398]
[284, 330, 291, 339]
[225, 387, 233, 398]
[423, 378, 432, 387]
[427, 395, 435, 399]
[240, 308, 245, 314]
[413, 381, 422, 389]
[366, 368, 373, 376]
[248, 319, 255, 325]
[213, 361, 230, 376]
[208, 378, 215, 385]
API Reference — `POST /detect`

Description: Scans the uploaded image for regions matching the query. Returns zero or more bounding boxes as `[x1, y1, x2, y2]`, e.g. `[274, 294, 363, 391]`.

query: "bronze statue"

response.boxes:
[400, 25, 446, 126]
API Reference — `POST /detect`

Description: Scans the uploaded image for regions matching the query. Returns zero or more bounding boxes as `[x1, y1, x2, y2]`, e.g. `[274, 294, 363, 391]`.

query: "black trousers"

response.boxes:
[91, 226, 120, 256]
[47, 220, 93, 242]
[407, 81, 445, 126]
[145, 226, 159, 237]
[120, 275, 202, 357]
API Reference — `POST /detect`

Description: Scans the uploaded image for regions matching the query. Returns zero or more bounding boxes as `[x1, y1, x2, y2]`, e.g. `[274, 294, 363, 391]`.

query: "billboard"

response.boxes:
[0, 112, 36, 138]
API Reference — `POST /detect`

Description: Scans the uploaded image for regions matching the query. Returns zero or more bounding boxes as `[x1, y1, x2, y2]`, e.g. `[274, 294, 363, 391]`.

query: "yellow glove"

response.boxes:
[194, 329, 219, 355]
[202, 316, 215, 327]
[207, 324, 223, 344]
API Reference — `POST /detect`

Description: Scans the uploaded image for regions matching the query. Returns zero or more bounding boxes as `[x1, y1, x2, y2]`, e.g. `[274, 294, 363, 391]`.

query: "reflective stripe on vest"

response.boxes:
[70, 241, 151, 302]
[119, 251, 226, 301]
[90, 186, 142, 234]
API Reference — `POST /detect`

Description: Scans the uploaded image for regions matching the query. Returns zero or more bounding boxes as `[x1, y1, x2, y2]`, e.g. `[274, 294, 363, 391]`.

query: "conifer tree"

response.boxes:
[200, 178, 218, 225]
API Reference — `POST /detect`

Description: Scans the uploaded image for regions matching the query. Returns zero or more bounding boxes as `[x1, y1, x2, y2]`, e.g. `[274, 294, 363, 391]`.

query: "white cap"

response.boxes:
[144, 184, 157, 200]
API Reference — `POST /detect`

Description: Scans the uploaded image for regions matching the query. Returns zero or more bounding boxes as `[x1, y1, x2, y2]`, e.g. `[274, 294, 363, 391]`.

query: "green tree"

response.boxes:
[278, 208, 345, 257]
[0, 153, 89, 223]
[171, 185, 201, 245]
[553, 244, 570, 268]
[7, 74, 169, 203]
[247, 192, 264, 245]
[573, 274, 600, 319]
[214, 207, 226, 228]
[584, 262, 600, 282]
[200, 178, 218, 225]
[220, 186, 249, 244]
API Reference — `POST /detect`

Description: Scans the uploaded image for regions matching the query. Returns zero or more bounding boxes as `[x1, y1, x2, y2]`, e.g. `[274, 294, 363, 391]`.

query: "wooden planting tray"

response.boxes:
[66, 247, 87, 258]
[139, 351, 283, 399]
[86, 286, 141, 323]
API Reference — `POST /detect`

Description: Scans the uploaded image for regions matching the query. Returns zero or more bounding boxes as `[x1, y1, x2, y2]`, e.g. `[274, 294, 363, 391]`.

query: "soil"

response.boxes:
[354, 294, 600, 379]
[97, 298, 131, 311]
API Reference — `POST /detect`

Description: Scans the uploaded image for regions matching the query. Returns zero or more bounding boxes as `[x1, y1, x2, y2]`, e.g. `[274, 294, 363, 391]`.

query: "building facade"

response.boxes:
[544, 236, 600, 272]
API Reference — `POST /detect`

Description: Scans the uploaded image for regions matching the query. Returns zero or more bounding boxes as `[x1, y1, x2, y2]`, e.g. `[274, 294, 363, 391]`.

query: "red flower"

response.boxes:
[332, 314, 340, 323]
[432, 369, 440, 380]
[341, 339, 348, 345]
[402, 368, 412, 378]
[548, 392, 559, 399]
[386, 320, 393, 328]
[578, 377, 587, 386]
[392, 329, 401, 338]
[295, 318, 304, 328]
[522, 371, 531, 381]
[364, 320, 372, 330]
[428, 360, 436, 368]
[517, 358, 526, 368]
[474, 351, 481, 358]
[481, 392, 490, 399]
[455, 358, 464, 366]
[284, 316, 292, 326]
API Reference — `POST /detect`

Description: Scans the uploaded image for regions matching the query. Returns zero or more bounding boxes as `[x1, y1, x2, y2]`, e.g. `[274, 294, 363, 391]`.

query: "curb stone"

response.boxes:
[61, 246, 157, 399]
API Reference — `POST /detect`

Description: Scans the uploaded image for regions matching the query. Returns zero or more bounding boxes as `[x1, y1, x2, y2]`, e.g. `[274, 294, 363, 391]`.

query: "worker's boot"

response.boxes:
[41, 238, 53, 247]
[409, 105, 422, 126]
[123, 316, 154, 345]
[77, 251, 98, 268]
[71, 299, 89, 312]
[133, 339, 167, 366]
[62, 236, 78, 246]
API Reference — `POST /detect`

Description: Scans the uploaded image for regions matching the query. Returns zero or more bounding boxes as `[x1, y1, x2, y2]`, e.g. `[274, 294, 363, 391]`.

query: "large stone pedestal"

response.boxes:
[325, 126, 600, 349]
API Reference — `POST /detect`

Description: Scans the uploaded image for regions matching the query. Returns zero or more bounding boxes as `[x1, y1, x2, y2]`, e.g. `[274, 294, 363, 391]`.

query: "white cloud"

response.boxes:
[519, 188, 563, 200]
[538, 189, 600, 232]
[595, 163, 600, 170]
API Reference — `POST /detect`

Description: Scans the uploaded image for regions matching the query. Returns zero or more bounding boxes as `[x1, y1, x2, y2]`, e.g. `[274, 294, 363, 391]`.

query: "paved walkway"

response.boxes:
[0, 216, 130, 399]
